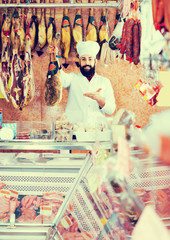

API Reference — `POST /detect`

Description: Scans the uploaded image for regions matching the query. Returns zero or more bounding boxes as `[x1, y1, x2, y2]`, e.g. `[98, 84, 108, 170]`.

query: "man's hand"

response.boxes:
[83, 88, 105, 109]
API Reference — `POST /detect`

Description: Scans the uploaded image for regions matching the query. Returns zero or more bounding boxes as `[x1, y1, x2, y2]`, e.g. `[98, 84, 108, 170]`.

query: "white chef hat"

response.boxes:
[76, 41, 100, 58]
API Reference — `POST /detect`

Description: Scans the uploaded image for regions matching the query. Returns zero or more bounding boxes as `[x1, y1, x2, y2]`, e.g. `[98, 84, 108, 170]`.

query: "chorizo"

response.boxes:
[126, 18, 135, 61]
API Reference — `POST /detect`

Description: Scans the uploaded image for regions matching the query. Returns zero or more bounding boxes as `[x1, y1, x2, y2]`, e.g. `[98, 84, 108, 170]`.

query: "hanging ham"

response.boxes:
[10, 33, 23, 109]
[86, 0, 98, 42]
[10, 9, 25, 53]
[1, 13, 11, 46]
[72, 0, 83, 51]
[20, 33, 35, 109]
[61, 8, 71, 59]
[0, 36, 11, 102]
[47, 17, 56, 45]
[38, 8, 47, 49]
[99, 3, 109, 45]
[44, 33, 62, 106]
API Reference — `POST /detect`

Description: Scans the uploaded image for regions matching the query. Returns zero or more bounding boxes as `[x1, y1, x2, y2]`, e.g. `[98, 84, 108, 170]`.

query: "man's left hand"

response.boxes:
[83, 88, 105, 109]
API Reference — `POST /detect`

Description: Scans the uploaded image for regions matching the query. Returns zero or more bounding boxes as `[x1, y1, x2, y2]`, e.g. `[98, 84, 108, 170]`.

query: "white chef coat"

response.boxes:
[61, 70, 116, 124]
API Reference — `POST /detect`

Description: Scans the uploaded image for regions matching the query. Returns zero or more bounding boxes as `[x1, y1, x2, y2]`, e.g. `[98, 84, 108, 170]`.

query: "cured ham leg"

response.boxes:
[86, 0, 98, 42]
[38, 7, 47, 49]
[1, 13, 11, 45]
[44, 33, 62, 106]
[99, 4, 109, 45]
[61, 8, 71, 59]
[10, 9, 25, 52]
[20, 33, 35, 109]
[73, 1, 83, 51]
[10, 33, 23, 109]
[0, 36, 11, 102]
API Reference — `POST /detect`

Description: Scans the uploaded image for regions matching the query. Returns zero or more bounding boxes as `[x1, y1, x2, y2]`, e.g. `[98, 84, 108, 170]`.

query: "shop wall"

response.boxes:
[0, 6, 169, 128]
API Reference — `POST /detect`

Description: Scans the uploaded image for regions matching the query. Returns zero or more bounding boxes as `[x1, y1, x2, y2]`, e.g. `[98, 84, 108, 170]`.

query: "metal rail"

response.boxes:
[0, 1, 121, 8]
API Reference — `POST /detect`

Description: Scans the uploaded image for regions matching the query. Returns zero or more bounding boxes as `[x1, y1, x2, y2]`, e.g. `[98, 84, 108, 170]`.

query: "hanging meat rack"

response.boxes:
[0, 0, 122, 8]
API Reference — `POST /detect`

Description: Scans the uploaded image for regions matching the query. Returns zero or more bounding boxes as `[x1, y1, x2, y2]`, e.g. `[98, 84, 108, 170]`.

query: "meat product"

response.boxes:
[0, 213, 8, 219]
[10, 9, 25, 52]
[20, 33, 35, 109]
[1, 215, 10, 223]
[120, 20, 128, 55]
[0, 36, 11, 102]
[73, 6, 83, 51]
[61, 8, 71, 59]
[10, 197, 20, 214]
[29, 15, 38, 50]
[10, 33, 23, 109]
[44, 34, 62, 106]
[126, 18, 135, 61]
[1, 13, 11, 45]
[42, 191, 65, 200]
[99, 7, 109, 45]
[0, 182, 6, 189]
[38, 8, 47, 49]
[0, 196, 10, 214]
[163, 0, 170, 32]
[152, 0, 164, 30]
[21, 195, 42, 209]
[47, 17, 56, 45]
[16, 209, 37, 223]
[86, 2, 98, 42]
[132, 21, 140, 65]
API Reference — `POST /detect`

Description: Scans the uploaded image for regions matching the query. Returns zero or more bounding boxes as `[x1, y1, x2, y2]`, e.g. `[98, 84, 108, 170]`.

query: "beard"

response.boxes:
[80, 64, 95, 78]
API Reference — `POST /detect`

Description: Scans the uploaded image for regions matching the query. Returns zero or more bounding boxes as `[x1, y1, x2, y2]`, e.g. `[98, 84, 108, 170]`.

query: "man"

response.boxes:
[60, 41, 116, 124]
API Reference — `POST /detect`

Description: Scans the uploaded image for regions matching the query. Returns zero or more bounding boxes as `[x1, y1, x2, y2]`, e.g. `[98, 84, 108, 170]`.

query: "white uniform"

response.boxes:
[61, 70, 116, 124]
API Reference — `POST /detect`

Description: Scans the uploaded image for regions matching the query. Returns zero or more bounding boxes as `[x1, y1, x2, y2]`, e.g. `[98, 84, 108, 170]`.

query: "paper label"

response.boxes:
[0, 190, 10, 198]
[10, 190, 18, 199]
[40, 206, 52, 216]
[60, 215, 73, 229]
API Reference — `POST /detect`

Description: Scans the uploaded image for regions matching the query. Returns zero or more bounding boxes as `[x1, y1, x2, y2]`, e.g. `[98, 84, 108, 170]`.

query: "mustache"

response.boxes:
[82, 65, 92, 69]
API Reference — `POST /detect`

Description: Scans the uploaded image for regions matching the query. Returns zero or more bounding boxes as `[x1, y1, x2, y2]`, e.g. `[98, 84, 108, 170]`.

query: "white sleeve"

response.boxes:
[60, 69, 74, 88]
[100, 79, 116, 115]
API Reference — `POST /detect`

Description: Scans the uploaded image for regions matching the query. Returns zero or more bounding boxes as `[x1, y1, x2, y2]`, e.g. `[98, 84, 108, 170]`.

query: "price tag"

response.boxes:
[40, 206, 52, 216]
[0, 190, 10, 198]
[60, 215, 73, 229]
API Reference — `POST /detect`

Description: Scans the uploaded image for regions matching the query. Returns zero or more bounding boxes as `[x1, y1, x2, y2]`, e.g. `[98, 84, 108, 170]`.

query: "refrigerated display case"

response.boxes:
[0, 150, 91, 240]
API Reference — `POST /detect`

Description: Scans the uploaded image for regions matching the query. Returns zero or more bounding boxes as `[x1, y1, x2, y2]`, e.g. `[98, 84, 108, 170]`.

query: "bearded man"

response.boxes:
[60, 41, 116, 124]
